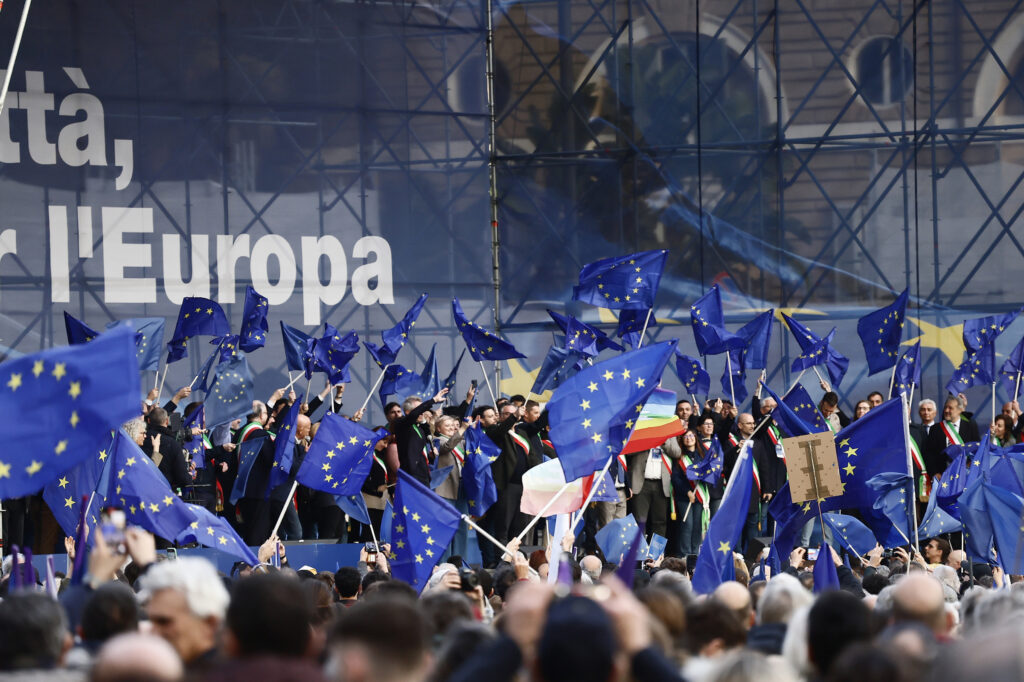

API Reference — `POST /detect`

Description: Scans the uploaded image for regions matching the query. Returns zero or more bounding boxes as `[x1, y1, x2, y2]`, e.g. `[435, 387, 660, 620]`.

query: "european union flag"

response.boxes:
[167, 297, 230, 363]
[688, 435, 724, 485]
[181, 406, 207, 469]
[615, 531, 645, 587]
[946, 344, 995, 394]
[691, 285, 744, 356]
[337, 492, 372, 525]
[43, 435, 113, 536]
[101, 430, 194, 541]
[406, 344, 440, 400]
[813, 543, 840, 593]
[63, 311, 99, 345]
[547, 341, 676, 482]
[790, 327, 850, 387]
[856, 289, 908, 375]
[782, 384, 830, 433]
[238, 286, 269, 353]
[999, 336, 1024, 398]
[442, 350, 466, 394]
[692, 442, 756, 594]
[615, 308, 656, 350]
[823, 513, 878, 558]
[177, 503, 258, 565]
[759, 383, 814, 438]
[229, 438, 267, 506]
[867, 472, 914, 543]
[311, 325, 359, 384]
[572, 250, 668, 310]
[280, 322, 314, 374]
[381, 293, 428, 356]
[296, 413, 387, 496]
[674, 352, 710, 396]
[982, 482, 1024, 573]
[781, 313, 819, 353]
[826, 398, 909, 510]
[595, 514, 647, 564]
[461, 425, 499, 515]
[960, 471, 997, 563]
[0, 325, 141, 499]
[107, 318, 165, 372]
[205, 355, 255, 427]
[531, 345, 583, 395]
[378, 364, 419, 407]
[890, 342, 922, 399]
[918, 477, 962, 539]
[549, 310, 623, 353]
[736, 310, 774, 370]
[564, 316, 601, 357]
[379, 499, 394, 546]
[963, 309, 1019, 352]
[452, 298, 526, 361]
[268, 401, 301, 493]
[194, 347, 221, 393]
[936, 447, 970, 519]
[364, 341, 397, 369]
[721, 348, 748, 404]
[390, 470, 462, 591]
[213, 335, 241, 363]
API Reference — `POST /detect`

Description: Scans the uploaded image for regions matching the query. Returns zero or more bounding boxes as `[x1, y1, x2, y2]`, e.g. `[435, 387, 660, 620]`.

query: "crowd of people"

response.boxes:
[3, 362, 1024, 681]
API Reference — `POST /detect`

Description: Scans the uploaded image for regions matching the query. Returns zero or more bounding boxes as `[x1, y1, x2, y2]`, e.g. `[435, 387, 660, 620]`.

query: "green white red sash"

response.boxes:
[680, 453, 709, 506]
[373, 454, 389, 483]
[451, 443, 466, 466]
[940, 421, 964, 447]
[509, 430, 530, 455]
[767, 424, 781, 445]
[238, 421, 262, 442]
[751, 453, 761, 495]
[909, 438, 928, 501]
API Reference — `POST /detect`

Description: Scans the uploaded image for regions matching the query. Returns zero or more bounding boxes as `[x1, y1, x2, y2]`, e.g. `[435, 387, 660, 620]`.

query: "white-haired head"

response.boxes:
[757, 573, 813, 625]
[139, 557, 229, 621]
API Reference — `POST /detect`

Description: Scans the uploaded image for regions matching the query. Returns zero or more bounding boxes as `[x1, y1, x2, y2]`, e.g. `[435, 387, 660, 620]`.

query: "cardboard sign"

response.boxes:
[783, 432, 842, 503]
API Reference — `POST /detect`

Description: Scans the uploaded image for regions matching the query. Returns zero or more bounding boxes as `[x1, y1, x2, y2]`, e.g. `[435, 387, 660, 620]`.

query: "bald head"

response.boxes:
[295, 414, 311, 441]
[713, 580, 754, 629]
[580, 555, 602, 582]
[947, 550, 966, 569]
[892, 574, 950, 635]
[91, 633, 183, 682]
[736, 413, 756, 437]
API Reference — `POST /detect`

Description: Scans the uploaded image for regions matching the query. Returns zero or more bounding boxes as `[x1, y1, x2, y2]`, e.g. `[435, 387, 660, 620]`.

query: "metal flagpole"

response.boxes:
[725, 351, 737, 407]
[515, 480, 575, 543]
[462, 514, 512, 558]
[357, 364, 392, 415]
[637, 309, 653, 349]
[480, 368, 498, 405]
[269, 481, 299, 540]
[787, 370, 806, 394]
[0, 0, 33, 117]
[570, 454, 615, 531]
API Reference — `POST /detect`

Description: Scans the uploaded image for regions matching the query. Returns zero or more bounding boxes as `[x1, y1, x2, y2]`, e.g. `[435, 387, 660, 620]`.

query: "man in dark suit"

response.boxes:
[923, 396, 980, 476]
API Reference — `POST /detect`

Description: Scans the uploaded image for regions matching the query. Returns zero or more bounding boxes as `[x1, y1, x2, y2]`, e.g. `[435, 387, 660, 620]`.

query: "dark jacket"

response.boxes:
[747, 622, 787, 655]
[923, 418, 981, 475]
[484, 414, 520, 490]
[235, 426, 276, 501]
[392, 399, 438, 486]
[143, 423, 190, 491]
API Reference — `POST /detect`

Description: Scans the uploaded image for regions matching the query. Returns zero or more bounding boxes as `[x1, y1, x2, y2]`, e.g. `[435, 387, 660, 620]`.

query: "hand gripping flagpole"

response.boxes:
[0, 0, 33, 118]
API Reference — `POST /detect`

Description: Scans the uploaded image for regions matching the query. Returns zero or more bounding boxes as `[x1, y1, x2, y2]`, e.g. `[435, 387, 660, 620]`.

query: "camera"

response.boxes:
[458, 567, 478, 592]
[100, 508, 127, 554]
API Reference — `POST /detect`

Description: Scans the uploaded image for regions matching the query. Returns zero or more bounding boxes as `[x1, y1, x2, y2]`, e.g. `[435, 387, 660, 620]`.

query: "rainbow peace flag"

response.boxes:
[621, 387, 685, 455]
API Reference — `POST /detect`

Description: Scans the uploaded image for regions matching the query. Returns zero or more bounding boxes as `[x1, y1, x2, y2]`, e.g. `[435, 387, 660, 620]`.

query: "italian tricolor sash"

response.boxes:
[727, 433, 739, 448]
[373, 454, 389, 482]
[451, 443, 466, 466]
[509, 430, 530, 455]
[767, 424, 781, 445]
[909, 438, 928, 502]
[940, 421, 964, 447]
[238, 422, 262, 442]
[751, 455, 761, 495]
[680, 453, 710, 505]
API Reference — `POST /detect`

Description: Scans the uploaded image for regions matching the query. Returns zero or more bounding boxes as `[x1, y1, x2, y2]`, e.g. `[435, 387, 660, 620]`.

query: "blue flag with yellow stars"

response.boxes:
[238, 286, 269, 353]
[43, 433, 115, 537]
[856, 289, 908, 375]
[230, 437, 268, 506]
[721, 348, 748, 405]
[364, 340, 398, 369]
[378, 364, 421, 407]
[780, 313, 820, 353]
[563, 316, 601, 357]
[166, 297, 230, 363]
[890, 342, 922, 399]
[547, 340, 676, 482]
[736, 310, 774, 370]
[177, 503, 258, 565]
[531, 345, 583, 396]
[0, 325, 141, 499]
[390, 470, 462, 591]
[999, 336, 1024, 398]
[573, 250, 668, 310]
[193, 347, 221, 394]
[782, 383, 831, 433]
[460, 425, 499, 516]
[442, 350, 466, 394]
[946, 344, 996, 394]
[674, 352, 710, 396]
[790, 327, 850, 387]
[205, 355, 255, 427]
[867, 472, 914, 543]
[813, 543, 840, 593]
[963, 309, 1020, 353]
[822, 513, 878, 558]
[181, 405, 207, 469]
[212, 335, 240, 363]
[615, 308, 656, 350]
[452, 298, 526, 361]
[692, 441, 756, 594]
[759, 383, 815, 438]
[268, 401, 302, 494]
[688, 435, 724, 485]
[108, 318, 164, 372]
[296, 413, 387, 496]
[826, 398, 909, 510]
[280, 322, 314, 374]
[982, 482, 1024, 574]
[311, 325, 359, 384]
[918, 477, 962, 539]
[548, 309, 623, 353]
[595, 514, 648, 564]
[407, 344, 440, 400]
[382, 293, 428, 356]
[101, 430, 195, 541]
[63, 311, 100, 345]
[936, 446, 972, 519]
[691, 284, 745, 356]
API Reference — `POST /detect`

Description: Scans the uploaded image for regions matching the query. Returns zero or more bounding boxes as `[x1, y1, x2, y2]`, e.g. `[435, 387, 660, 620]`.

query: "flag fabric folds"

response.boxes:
[782, 384, 831, 433]
[999, 336, 1024, 398]
[759, 383, 814, 438]
[452, 298, 526, 361]
[0, 325, 141, 499]
[238, 286, 269, 353]
[280, 322, 314, 375]
[621, 387, 685, 455]
[918, 477, 962, 539]
[721, 348, 748, 405]
[177, 504, 259, 566]
[268, 401, 302, 493]
[460, 425, 499, 516]
[547, 341, 676, 482]
[42, 434, 114, 536]
[687, 435, 724, 485]
[310, 325, 359, 384]
[229, 438, 268, 506]
[205, 355, 255, 427]
[595, 514, 647, 564]
[890, 342, 922, 399]
[813, 544, 840, 593]
[63, 312, 100, 345]
[616, 308, 656, 349]
[946, 345, 996, 394]
[963, 310, 1019, 352]
[296, 413, 387, 496]
[382, 294, 428, 356]
[107, 318, 165, 372]
[822, 513, 877, 558]
[442, 350, 466, 394]
[691, 441, 756, 594]
[691, 285, 744, 356]
[867, 472, 914, 543]
[548, 310, 623, 353]
[781, 315, 850, 387]
[572, 250, 668, 310]
[736, 310, 775, 370]
[674, 352, 710, 396]
[166, 297, 230, 363]
[856, 289, 908, 375]
[407, 345, 441, 400]
[390, 470, 462, 591]
[530, 345, 583, 396]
